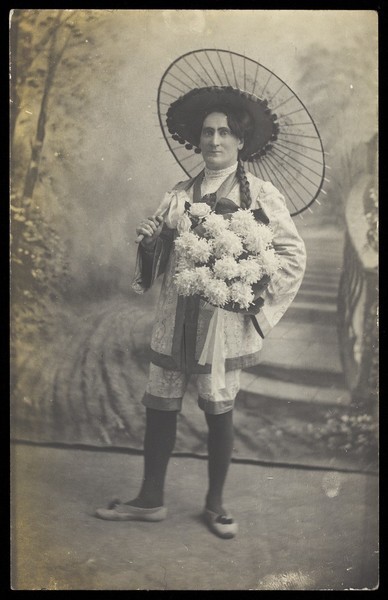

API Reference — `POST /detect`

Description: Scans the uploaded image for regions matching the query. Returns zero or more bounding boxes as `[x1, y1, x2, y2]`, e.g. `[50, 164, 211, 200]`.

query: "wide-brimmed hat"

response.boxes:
[166, 86, 278, 162]
[157, 49, 326, 216]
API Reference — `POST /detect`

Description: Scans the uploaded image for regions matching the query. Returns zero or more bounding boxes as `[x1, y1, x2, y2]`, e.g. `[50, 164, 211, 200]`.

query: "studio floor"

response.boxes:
[11, 443, 378, 590]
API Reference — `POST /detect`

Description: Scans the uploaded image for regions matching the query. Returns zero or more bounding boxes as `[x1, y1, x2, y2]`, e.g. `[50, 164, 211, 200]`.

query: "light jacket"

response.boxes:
[132, 170, 306, 374]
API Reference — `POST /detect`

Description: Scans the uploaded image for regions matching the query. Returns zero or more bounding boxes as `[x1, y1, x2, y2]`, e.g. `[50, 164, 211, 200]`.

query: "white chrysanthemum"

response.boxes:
[234, 217, 274, 254]
[175, 231, 212, 264]
[244, 231, 264, 254]
[261, 247, 282, 276]
[237, 258, 264, 284]
[203, 278, 230, 307]
[257, 223, 274, 246]
[174, 269, 200, 296]
[229, 280, 255, 309]
[229, 209, 256, 237]
[174, 230, 198, 255]
[190, 203, 211, 219]
[202, 212, 229, 237]
[213, 256, 240, 280]
[188, 236, 213, 263]
[213, 230, 244, 258]
[194, 265, 214, 292]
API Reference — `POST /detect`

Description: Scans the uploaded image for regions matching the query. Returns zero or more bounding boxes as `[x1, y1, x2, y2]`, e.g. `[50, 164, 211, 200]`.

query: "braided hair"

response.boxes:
[236, 159, 252, 210]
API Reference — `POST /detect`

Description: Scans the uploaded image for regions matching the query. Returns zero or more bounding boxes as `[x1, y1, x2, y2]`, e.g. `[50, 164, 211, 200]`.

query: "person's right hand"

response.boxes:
[136, 215, 164, 247]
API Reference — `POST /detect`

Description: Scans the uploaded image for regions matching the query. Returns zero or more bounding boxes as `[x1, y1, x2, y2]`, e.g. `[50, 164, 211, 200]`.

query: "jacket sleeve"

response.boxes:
[252, 182, 307, 337]
[131, 181, 192, 294]
[131, 224, 175, 294]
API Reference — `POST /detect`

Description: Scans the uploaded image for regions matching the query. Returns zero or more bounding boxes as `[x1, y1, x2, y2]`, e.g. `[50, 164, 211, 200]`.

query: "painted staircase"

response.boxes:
[240, 230, 351, 408]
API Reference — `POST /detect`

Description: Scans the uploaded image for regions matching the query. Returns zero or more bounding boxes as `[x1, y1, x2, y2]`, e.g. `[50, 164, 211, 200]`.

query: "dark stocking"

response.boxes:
[125, 407, 178, 508]
[204, 409, 234, 515]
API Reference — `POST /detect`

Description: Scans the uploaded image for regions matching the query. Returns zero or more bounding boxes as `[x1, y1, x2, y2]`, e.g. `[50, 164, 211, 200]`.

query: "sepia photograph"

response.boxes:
[10, 9, 378, 590]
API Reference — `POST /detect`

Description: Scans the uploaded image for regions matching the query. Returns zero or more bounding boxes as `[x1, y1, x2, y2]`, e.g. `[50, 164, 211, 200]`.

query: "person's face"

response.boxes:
[199, 112, 243, 170]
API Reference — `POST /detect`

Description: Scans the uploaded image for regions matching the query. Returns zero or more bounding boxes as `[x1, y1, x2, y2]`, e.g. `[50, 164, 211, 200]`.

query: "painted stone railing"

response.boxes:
[337, 173, 378, 412]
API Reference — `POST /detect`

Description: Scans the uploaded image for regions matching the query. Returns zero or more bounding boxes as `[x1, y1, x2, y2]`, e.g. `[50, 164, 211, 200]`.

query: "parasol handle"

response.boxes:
[135, 214, 164, 244]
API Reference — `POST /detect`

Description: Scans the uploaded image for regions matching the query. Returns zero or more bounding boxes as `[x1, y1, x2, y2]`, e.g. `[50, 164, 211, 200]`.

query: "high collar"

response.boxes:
[204, 162, 238, 181]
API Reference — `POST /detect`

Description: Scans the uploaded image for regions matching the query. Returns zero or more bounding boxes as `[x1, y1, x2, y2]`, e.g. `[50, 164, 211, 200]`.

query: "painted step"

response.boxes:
[265, 320, 339, 344]
[302, 274, 341, 284]
[297, 287, 338, 298]
[244, 362, 345, 389]
[284, 303, 337, 325]
[240, 372, 351, 406]
[257, 339, 343, 374]
[295, 291, 337, 305]
[303, 272, 341, 282]
[300, 281, 339, 292]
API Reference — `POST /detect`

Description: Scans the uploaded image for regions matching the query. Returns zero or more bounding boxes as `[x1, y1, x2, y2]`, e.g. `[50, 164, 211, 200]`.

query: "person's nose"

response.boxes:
[210, 132, 221, 147]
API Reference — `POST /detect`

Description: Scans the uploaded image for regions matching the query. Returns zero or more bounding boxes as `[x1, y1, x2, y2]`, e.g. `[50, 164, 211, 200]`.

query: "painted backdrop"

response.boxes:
[11, 10, 378, 470]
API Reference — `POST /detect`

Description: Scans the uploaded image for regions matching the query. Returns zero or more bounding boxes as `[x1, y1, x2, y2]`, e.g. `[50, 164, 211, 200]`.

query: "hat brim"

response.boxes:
[166, 87, 276, 161]
[158, 49, 325, 217]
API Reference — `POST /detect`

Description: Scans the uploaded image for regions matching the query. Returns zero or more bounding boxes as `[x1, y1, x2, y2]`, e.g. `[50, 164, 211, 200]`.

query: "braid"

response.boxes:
[237, 160, 252, 209]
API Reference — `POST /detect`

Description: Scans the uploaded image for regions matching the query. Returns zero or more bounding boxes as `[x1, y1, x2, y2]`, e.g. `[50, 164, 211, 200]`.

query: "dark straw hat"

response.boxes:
[157, 49, 326, 217]
[166, 86, 278, 162]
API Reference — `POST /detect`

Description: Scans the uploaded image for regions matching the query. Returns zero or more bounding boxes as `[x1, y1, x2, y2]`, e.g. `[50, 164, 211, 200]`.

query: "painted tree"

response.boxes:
[10, 9, 107, 332]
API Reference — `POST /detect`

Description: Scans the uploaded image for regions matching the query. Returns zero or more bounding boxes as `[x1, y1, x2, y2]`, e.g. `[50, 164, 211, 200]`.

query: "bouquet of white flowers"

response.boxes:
[173, 201, 281, 313]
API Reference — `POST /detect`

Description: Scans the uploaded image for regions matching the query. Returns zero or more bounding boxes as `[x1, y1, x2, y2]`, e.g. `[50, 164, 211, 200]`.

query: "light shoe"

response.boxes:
[203, 509, 238, 539]
[95, 499, 167, 522]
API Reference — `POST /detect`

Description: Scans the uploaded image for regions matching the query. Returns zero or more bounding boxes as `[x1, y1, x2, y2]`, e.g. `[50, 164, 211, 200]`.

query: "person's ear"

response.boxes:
[238, 139, 244, 150]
